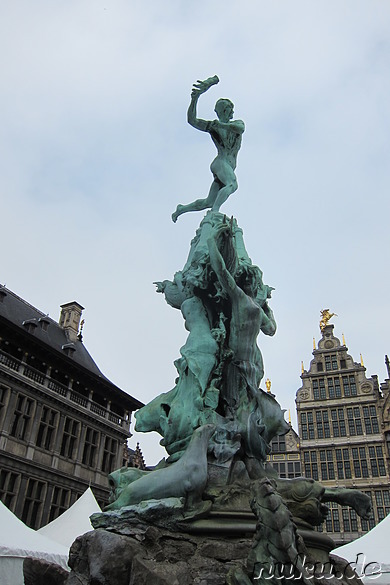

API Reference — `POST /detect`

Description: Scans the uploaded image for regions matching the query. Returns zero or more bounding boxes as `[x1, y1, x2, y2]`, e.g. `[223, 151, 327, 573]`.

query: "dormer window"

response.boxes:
[22, 319, 38, 334]
[38, 317, 50, 332]
[62, 343, 76, 357]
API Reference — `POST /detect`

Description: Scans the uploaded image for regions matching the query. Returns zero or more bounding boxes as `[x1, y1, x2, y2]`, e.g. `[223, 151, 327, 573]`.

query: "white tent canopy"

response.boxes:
[334, 513, 390, 584]
[0, 500, 69, 585]
[38, 487, 101, 548]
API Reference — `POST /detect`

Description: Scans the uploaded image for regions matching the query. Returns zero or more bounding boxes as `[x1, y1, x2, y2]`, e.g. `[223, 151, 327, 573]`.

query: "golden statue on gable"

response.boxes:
[319, 309, 337, 332]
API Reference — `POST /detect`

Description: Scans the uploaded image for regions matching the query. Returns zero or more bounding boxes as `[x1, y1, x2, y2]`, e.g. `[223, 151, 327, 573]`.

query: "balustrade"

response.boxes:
[108, 412, 121, 425]
[24, 366, 45, 385]
[0, 351, 19, 371]
[0, 348, 128, 427]
[90, 402, 106, 417]
[70, 390, 88, 408]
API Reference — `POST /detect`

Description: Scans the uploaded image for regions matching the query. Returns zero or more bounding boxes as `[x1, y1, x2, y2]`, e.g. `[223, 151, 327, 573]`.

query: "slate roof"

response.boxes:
[0, 285, 143, 409]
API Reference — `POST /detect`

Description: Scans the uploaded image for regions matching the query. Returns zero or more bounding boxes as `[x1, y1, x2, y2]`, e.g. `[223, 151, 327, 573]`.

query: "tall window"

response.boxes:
[331, 408, 346, 438]
[9, 394, 34, 440]
[352, 447, 361, 478]
[307, 412, 314, 439]
[313, 380, 319, 400]
[21, 479, 46, 529]
[327, 377, 342, 398]
[49, 487, 71, 521]
[270, 435, 286, 452]
[312, 377, 327, 399]
[342, 448, 352, 479]
[328, 377, 335, 399]
[36, 407, 58, 450]
[303, 450, 318, 480]
[363, 406, 379, 435]
[287, 461, 301, 478]
[343, 375, 357, 397]
[326, 506, 340, 532]
[331, 409, 339, 437]
[0, 470, 20, 509]
[82, 428, 99, 467]
[369, 445, 387, 477]
[347, 407, 363, 436]
[60, 417, 79, 458]
[342, 508, 358, 532]
[316, 411, 323, 438]
[319, 449, 335, 480]
[374, 490, 390, 522]
[325, 354, 338, 371]
[102, 437, 118, 473]
[316, 410, 330, 439]
[335, 448, 352, 479]
[300, 412, 308, 440]
[335, 449, 344, 479]
[352, 446, 369, 478]
[300, 412, 314, 439]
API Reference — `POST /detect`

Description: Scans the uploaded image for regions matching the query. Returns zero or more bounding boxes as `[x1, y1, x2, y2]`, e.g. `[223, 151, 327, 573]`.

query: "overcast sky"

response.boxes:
[1, 1, 389, 464]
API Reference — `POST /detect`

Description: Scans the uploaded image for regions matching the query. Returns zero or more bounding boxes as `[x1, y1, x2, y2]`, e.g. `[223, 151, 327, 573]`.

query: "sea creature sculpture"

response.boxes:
[105, 424, 215, 511]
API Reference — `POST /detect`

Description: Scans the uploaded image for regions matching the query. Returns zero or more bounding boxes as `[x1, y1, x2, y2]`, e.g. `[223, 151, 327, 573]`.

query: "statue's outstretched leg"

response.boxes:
[172, 181, 220, 222]
[172, 200, 207, 223]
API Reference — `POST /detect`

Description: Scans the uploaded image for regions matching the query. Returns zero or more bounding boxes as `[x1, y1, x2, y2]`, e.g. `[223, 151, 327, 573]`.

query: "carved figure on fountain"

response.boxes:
[135, 211, 287, 478]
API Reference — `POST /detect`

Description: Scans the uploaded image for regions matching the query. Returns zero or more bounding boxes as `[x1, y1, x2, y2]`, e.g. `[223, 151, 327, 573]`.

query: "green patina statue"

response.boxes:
[104, 78, 372, 553]
[172, 75, 245, 222]
[135, 211, 287, 475]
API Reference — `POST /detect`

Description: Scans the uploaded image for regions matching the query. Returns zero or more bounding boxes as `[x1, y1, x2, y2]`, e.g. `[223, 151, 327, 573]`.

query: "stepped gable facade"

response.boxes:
[296, 322, 390, 545]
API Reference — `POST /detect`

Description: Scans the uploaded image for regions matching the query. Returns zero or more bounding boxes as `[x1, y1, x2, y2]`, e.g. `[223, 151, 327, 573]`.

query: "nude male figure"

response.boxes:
[172, 76, 245, 222]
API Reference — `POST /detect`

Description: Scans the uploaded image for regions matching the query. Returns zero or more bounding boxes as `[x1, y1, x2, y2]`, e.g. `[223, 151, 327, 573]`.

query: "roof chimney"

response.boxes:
[59, 301, 84, 342]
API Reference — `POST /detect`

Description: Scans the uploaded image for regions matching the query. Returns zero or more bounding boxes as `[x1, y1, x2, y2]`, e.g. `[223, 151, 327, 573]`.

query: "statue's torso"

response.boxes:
[208, 120, 243, 167]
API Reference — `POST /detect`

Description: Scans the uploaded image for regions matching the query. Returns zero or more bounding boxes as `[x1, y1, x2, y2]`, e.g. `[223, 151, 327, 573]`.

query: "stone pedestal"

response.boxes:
[65, 524, 252, 585]
[59, 508, 356, 585]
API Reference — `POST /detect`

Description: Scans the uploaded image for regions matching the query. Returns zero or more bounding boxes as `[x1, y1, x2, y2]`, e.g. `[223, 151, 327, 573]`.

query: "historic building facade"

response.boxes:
[265, 379, 301, 478]
[296, 319, 390, 545]
[269, 422, 301, 479]
[0, 285, 143, 528]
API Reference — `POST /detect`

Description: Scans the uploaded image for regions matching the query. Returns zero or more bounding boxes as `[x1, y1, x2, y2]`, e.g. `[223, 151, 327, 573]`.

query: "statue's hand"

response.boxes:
[192, 75, 219, 95]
